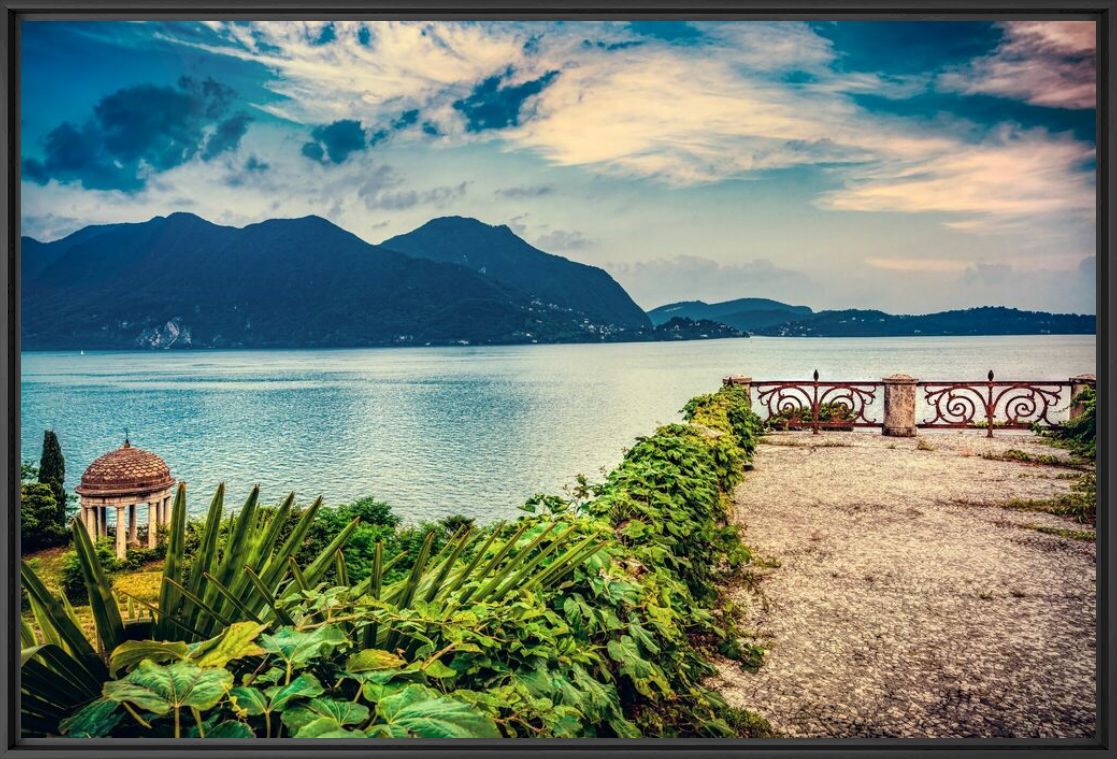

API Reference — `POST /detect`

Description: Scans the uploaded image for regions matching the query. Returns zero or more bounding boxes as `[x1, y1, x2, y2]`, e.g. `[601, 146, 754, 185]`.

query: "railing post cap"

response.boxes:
[723, 375, 752, 385]
[1071, 373, 1096, 382]
[883, 373, 917, 384]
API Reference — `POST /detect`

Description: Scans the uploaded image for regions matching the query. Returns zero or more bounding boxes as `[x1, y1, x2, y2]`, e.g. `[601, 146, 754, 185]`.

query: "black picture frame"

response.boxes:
[0, 2, 1111, 756]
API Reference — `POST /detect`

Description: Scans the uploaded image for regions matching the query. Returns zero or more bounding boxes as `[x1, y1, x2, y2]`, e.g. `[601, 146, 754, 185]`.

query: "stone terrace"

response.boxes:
[712, 429, 1096, 739]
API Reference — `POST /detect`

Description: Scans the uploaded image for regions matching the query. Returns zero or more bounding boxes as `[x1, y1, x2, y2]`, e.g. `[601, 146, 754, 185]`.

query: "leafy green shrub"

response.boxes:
[26, 385, 771, 739]
[1042, 387, 1096, 458]
[60, 538, 166, 603]
[763, 401, 854, 431]
[20, 483, 67, 553]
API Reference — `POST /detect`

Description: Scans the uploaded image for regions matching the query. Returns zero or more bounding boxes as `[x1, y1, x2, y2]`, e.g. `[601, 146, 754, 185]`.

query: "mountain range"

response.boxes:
[21, 213, 658, 350]
[650, 298, 1095, 338]
[21, 214, 1095, 350]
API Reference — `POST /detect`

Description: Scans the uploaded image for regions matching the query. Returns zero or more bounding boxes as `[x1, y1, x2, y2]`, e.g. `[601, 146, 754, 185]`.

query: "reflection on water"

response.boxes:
[21, 335, 1096, 523]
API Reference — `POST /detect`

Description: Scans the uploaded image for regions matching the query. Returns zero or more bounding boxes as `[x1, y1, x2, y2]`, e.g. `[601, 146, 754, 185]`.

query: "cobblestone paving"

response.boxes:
[712, 430, 1096, 738]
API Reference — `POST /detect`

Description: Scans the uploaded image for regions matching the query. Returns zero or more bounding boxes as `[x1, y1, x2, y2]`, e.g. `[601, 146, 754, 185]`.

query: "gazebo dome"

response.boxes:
[75, 440, 175, 498]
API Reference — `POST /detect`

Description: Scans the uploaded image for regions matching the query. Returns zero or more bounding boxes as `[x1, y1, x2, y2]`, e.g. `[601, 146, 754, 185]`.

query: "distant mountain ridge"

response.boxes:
[648, 298, 813, 332]
[649, 298, 1093, 337]
[21, 213, 655, 350]
[754, 306, 1095, 337]
[382, 217, 650, 329]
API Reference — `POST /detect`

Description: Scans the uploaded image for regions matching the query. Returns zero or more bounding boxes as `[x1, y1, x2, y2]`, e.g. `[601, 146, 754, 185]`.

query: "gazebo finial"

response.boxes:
[124, 427, 130, 448]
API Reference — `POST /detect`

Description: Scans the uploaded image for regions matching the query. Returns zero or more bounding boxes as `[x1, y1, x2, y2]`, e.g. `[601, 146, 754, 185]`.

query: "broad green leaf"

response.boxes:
[203, 720, 255, 738]
[58, 698, 122, 737]
[281, 697, 369, 738]
[228, 686, 269, 717]
[374, 684, 500, 738]
[109, 640, 190, 678]
[190, 621, 266, 669]
[103, 660, 233, 715]
[420, 659, 457, 680]
[231, 674, 324, 718]
[259, 625, 346, 668]
[310, 728, 367, 738]
[345, 648, 405, 673]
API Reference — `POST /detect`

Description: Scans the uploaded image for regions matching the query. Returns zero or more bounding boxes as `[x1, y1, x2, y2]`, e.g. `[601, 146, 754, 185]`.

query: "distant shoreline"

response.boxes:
[18, 331, 1098, 355]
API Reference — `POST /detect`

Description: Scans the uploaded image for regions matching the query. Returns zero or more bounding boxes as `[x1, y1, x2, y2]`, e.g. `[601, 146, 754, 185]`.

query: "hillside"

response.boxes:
[382, 217, 650, 329]
[20, 214, 621, 349]
[648, 298, 813, 332]
[753, 307, 1095, 337]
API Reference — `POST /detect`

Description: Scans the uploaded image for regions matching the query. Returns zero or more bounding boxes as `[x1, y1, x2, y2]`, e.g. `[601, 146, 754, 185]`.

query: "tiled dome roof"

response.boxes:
[75, 440, 175, 497]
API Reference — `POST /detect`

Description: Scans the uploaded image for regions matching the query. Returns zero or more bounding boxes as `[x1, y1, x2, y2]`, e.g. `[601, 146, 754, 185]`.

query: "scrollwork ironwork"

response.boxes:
[917, 372, 1069, 436]
[753, 372, 881, 434]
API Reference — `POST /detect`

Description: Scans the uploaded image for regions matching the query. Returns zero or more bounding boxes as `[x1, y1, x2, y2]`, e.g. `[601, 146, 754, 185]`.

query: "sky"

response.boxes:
[20, 20, 1097, 314]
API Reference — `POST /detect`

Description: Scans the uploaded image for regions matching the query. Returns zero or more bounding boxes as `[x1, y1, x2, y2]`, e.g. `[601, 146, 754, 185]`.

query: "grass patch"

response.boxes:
[956, 473, 1096, 525]
[916, 438, 935, 452]
[758, 437, 850, 449]
[21, 546, 68, 596]
[1025, 524, 1095, 542]
[980, 448, 1086, 469]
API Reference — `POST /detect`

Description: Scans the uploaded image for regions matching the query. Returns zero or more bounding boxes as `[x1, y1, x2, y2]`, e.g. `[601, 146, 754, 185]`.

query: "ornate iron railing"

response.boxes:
[741, 370, 1082, 436]
[918, 371, 1071, 437]
[753, 371, 881, 434]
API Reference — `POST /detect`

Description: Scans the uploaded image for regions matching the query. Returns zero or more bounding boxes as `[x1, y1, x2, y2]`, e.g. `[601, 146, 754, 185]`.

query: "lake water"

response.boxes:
[21, 335, 1096, 523]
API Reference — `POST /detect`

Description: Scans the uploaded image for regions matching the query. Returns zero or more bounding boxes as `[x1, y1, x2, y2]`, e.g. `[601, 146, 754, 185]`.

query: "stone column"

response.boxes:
[882, 374, 918, 437]
[95, 507, 103, 539]
[128, 504, 138, 544]
[80, 505, 93, 540]
[163, 494, 173, 526]
[722, 375, 753, 405]
[148, 501, 159, 548]
[115, 505, 127, 560]
[1070, 373, 1096, 420]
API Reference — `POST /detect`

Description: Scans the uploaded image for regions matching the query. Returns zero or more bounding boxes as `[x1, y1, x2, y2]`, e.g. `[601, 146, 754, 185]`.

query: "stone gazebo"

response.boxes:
[74, 439, 176, 559]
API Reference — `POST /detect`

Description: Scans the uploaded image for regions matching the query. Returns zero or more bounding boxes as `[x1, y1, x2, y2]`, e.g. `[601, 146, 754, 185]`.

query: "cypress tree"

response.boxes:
[37, 430, 66, 527]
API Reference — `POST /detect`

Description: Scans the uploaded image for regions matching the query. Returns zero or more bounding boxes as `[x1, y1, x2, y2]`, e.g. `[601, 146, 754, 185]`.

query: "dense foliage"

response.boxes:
[20, 432, 69, 552]
[60, 540, 166, 604]
[20, 483, 67, 553]
[1042, 387, 1097, 459]
[763, 401, 855, 431]
[1038, 387, 1098, 524]
[22, 385, 769, 738]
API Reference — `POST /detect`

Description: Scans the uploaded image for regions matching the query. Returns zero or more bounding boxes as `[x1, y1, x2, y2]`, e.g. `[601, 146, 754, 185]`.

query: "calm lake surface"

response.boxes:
[21, 335, 1096, 523]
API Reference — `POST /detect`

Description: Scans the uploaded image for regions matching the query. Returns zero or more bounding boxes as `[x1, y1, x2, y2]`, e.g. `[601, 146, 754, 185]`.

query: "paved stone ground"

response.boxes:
[711, 430, 1096, 738]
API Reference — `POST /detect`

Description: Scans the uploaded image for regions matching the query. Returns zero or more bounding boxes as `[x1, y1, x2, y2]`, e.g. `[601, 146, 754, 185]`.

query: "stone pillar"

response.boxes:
[128, 504, 138, 544]
[95, 507, 103, 539]
[80, 505, 93, 540]
[1070, 373, 1096, 419]
[163, 494, 173, 526]
[148, 501, 158, 548]
[115, 505, 127, 560]
[722, 375, 753, 405]
[882, 374, 918, 437]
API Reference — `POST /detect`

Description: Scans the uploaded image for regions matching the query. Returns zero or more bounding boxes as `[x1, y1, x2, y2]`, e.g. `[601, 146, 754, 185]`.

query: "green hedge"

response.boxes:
[54, 385, 769, 739]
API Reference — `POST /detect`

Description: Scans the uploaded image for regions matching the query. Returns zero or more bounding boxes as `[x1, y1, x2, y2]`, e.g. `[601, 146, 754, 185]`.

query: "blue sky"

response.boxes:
[20, 20, 1097, 313]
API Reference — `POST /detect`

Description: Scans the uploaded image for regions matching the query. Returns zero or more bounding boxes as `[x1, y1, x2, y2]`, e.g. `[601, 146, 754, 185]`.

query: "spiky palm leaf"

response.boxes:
[20, 482, 357, 735]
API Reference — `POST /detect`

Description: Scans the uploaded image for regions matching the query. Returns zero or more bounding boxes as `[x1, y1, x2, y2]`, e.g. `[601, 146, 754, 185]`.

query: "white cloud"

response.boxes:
[818, 127, 1095, 231]
[534, 228, 591, 251]
[938, 21, 1096, 109]
[168, 21, 1095, 238]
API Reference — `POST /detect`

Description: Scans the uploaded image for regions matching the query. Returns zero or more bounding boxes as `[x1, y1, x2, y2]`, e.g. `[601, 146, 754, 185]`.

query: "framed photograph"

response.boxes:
[1, 1, 1110, 756]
